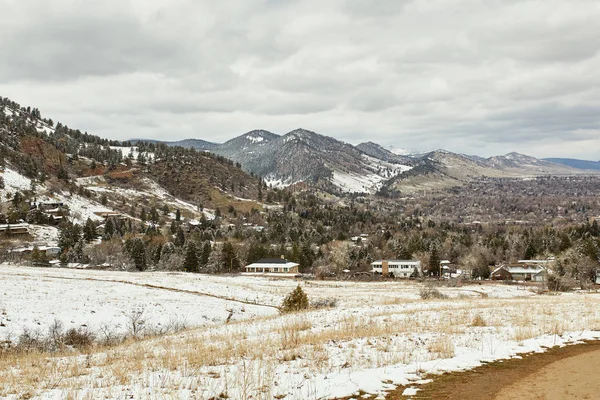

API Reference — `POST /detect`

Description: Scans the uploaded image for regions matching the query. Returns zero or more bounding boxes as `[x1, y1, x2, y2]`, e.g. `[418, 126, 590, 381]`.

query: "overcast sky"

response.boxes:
[1, 0, 599, 159]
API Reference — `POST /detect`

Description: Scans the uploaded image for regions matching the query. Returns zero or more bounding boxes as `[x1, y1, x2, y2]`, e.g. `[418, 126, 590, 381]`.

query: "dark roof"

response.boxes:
[256, 258, 288, 264]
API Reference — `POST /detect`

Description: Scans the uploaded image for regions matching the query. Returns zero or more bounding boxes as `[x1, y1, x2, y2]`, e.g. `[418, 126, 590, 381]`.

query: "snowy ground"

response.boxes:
[331, 156, 411, 193]
[0, 166, 113, 224]
[0, 264, 278, 345]
[0, 167, 32, 201]
[1, 265, 599, 399]
[75, 174, 215, 221]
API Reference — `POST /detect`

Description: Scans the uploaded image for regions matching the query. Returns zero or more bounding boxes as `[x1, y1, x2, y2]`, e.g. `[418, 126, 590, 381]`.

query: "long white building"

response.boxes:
[371, 260, 420, 278]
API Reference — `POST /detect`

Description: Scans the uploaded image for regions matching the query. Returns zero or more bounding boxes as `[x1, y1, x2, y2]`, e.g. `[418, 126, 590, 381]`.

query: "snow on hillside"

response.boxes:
[246, 134, 264, 143]
[109, 146, 154, 162]
[390, 146, 411, 156]
[0, 166, 114, 224]
[0, 167, 32, 200]
[331, 156, 412, 193]
[2, 105, 55, 135]
[27, 225, 60, 246]
[76, 175, 215, 220]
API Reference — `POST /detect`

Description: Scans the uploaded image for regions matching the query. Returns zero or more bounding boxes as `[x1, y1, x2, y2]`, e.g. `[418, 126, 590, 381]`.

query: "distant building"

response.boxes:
[491, 264, 546, 282]
[0, 223, 29, 235]
[244, 258, 300, 274]
[371, 260, 420, 278]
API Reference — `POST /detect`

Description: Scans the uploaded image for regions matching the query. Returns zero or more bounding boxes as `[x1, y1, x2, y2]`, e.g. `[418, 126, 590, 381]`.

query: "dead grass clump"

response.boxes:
[311, 297, 338, 309]
[514, 326, 537, 342]
[471, 314, 487, 327]
[427, 335, 455, 358]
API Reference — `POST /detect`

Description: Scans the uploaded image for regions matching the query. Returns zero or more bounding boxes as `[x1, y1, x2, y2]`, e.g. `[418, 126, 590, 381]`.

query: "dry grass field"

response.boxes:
[1, 264, 600, 399]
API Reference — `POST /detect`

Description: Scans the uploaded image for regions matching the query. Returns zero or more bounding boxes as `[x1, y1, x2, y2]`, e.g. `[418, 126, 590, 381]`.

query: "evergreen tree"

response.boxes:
[58, 222, 82, 253]
[83, 218, 97, 242]
[126, 238, 147, 270]
[281, 285, 309, 313]
[103, 218, 115, 240]
[428, 245, 440, 276]
[183, 241, 199, 272]
[174, 226, 186, 247]
[220, 241, 240, 272]
[200, 241, 211, 269]
[175, 209, 181, 222]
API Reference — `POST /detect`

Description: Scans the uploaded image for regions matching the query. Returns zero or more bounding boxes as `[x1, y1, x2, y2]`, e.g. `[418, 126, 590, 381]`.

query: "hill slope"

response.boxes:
[0, 96, 261, 215]
[543, 158, 600, 171]
[381, 150, 593, 194]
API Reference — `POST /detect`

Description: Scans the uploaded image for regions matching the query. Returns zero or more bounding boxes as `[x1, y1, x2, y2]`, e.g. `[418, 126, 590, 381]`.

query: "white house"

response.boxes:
[244, 258, 300, 274]
[371, 260, 420, 278]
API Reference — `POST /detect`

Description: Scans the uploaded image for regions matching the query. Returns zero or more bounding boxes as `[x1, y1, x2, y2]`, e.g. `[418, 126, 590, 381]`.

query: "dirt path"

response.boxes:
[386, 341, 600, 400]
[494, 347, 600, 400]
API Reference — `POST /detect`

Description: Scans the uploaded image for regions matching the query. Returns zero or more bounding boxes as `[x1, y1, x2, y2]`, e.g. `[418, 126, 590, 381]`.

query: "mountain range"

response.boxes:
[2, 93, 598, 198]
[140, 130, 599, 194]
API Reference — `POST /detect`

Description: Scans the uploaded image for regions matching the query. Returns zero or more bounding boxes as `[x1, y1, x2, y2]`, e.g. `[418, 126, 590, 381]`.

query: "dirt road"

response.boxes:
[494, 347, 600, 400]
[387, 341, 600, 399]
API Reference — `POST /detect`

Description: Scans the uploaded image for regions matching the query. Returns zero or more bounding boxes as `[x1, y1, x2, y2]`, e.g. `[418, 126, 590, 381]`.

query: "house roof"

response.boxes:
[246, 260, 299, 269]
[255, 258, 289, 264]
[493, 265, 545, 275]
[371, 260, 420, 264]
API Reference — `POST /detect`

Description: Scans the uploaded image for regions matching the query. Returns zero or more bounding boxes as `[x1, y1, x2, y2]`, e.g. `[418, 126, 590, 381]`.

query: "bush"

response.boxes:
[471, 314, 487, 327]
[546, 275, 577, 292]
[63, 327, 95, 349]
[311, 297, 338, 309]
[281, 285, 309, 313]
[420, 287, 448, 300]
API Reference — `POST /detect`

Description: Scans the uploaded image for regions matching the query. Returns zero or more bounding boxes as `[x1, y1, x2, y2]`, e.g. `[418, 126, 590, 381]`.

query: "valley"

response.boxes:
[1, 95, 600, 399]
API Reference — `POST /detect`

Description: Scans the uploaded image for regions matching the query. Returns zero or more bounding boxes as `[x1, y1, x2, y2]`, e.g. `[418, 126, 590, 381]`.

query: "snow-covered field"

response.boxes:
[1, 265, 600, 399]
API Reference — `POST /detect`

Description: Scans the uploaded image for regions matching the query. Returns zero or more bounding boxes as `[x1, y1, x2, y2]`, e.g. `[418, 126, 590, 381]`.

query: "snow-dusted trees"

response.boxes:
[125, 237, 147, 271]
[182, 241, 199, 272]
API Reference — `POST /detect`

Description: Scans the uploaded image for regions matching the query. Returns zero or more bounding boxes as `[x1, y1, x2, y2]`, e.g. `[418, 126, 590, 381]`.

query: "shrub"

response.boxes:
[471, 314, 487, 327]
[420, 287, 448, 300]
[547, 275, 577, 292]
[281, 285, 309, 313]
[311, 298, 338, 309]
[63, 327, 95, 349]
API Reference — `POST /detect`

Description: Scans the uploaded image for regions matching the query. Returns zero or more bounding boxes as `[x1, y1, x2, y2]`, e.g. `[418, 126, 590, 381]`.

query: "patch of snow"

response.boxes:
[27, 225, 60, 246]
[246, 135, 264, 143]
[0, 167, 33, 200]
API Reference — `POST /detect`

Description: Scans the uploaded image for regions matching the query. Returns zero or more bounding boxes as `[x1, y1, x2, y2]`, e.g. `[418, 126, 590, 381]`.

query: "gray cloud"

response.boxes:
[0, 0, 599, 160]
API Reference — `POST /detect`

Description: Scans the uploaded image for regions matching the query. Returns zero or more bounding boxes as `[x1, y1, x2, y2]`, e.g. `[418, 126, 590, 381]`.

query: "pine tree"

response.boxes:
[200, 241, 211, 269]
[429, 245, 440, 276]
[83, 218, 97, 242]
[281, 285, 309, 313]
[220, 242, 240, 272]
[150, 207, 160, 224]
[103, 218, 115, 240]
[126, 238, 147, 270]
[174, 226, 185, 247]
[183, 241, 199, 272]
[175, 209, 181, 222]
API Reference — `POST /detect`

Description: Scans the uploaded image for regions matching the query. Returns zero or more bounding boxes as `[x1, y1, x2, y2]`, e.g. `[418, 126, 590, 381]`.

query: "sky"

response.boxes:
[1, 0, 599, 160]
